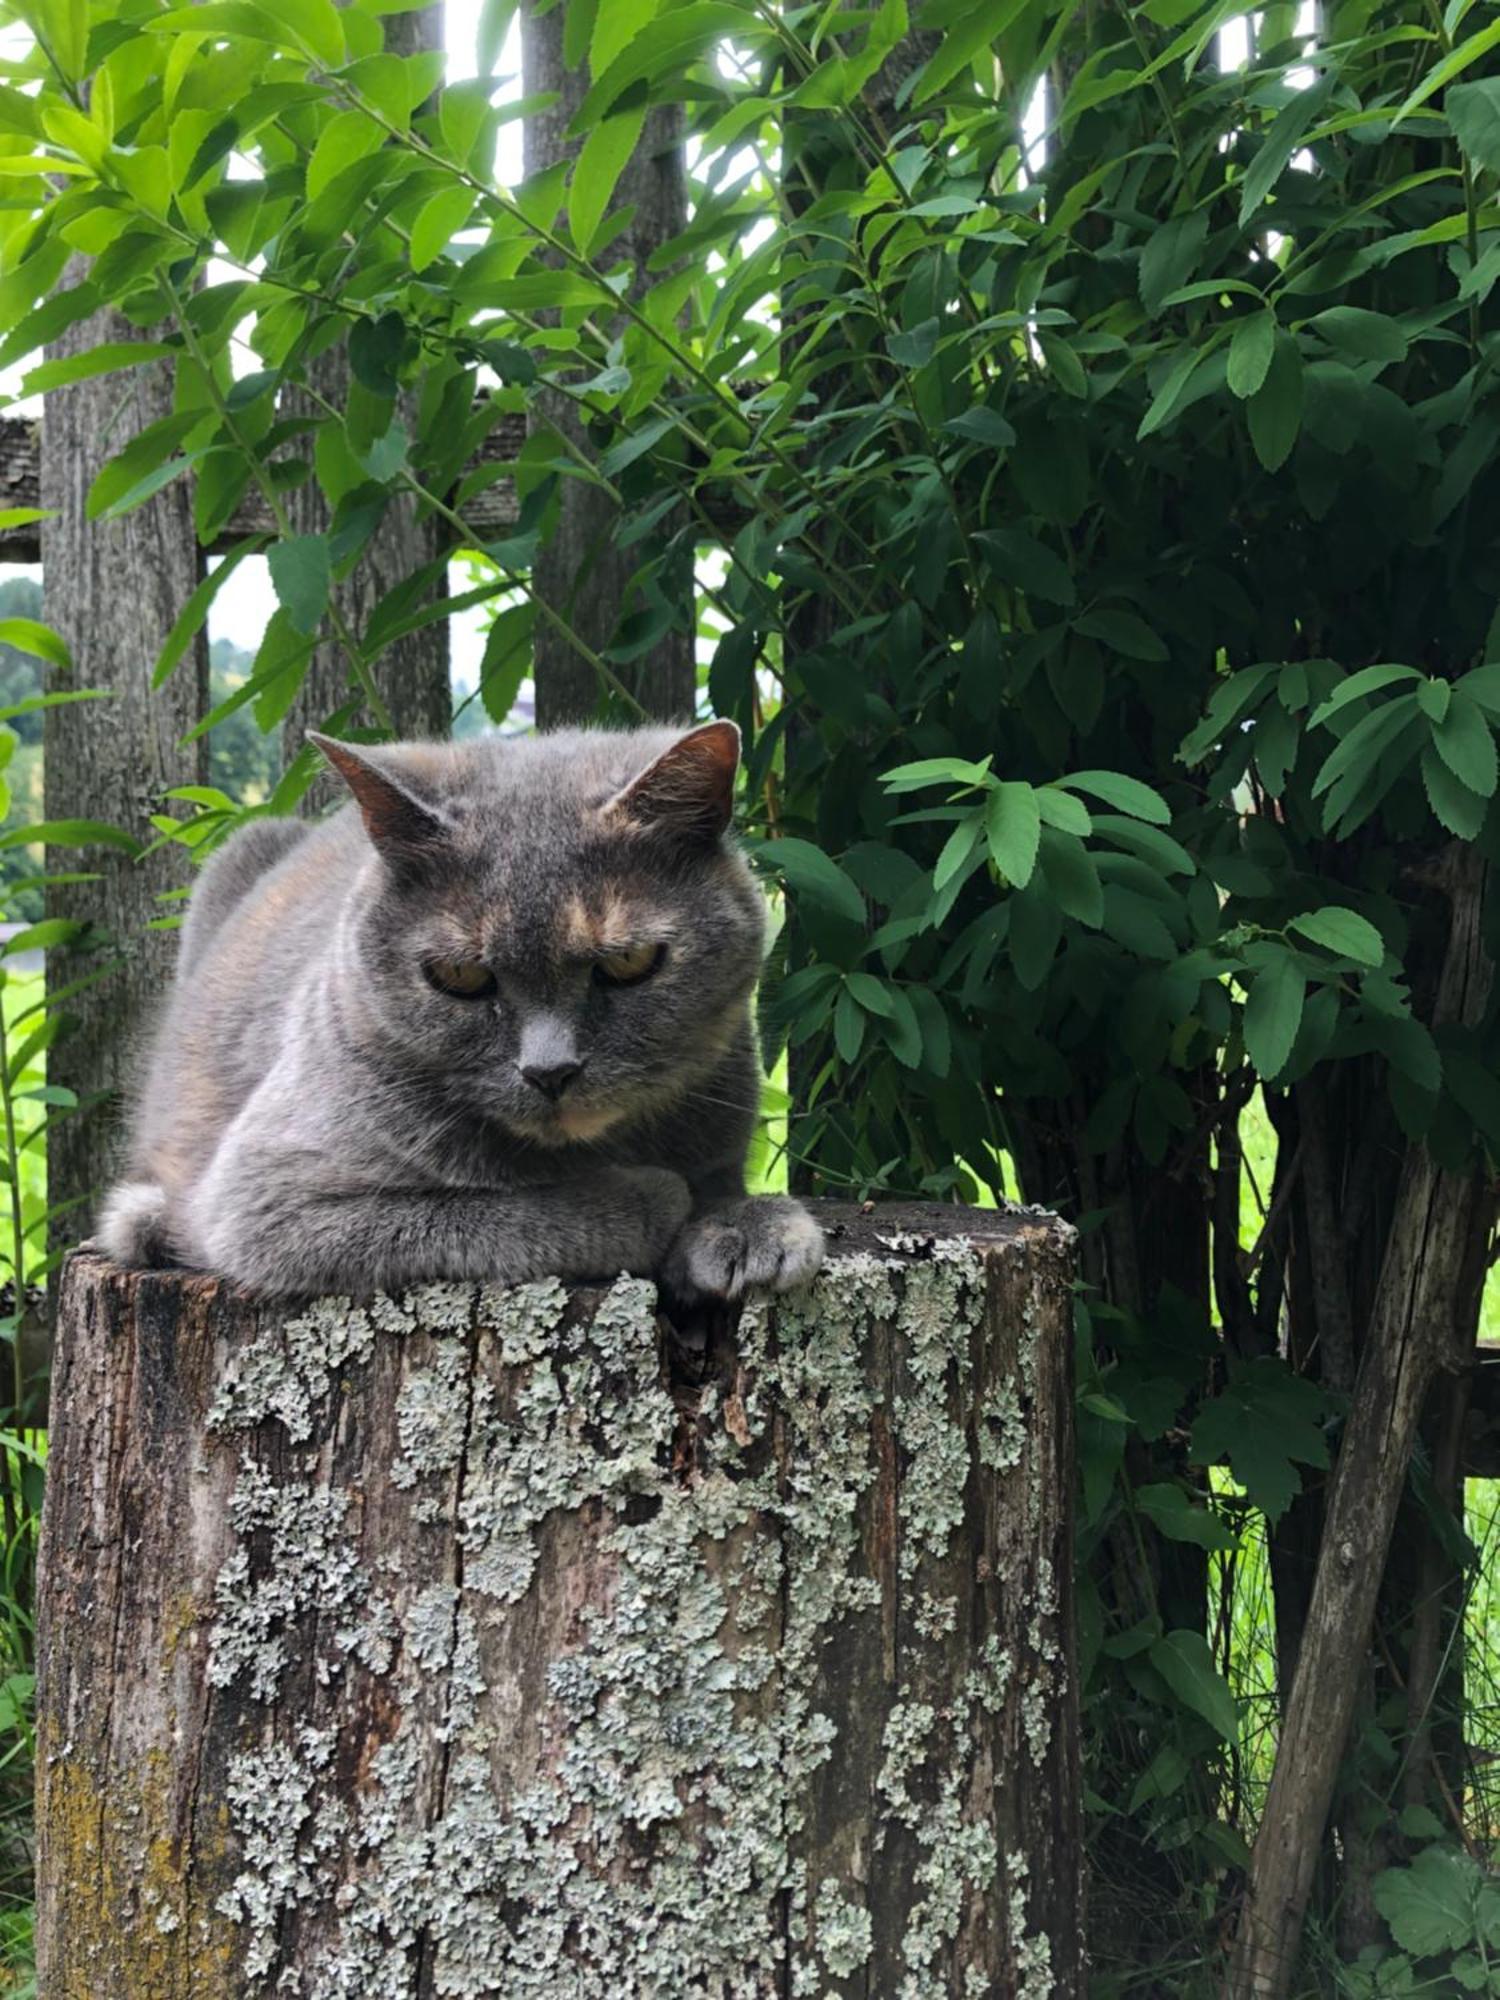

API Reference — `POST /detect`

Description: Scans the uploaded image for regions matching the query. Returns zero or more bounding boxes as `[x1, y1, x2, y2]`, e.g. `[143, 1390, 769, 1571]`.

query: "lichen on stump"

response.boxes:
[36, 1200, 1080, 1998]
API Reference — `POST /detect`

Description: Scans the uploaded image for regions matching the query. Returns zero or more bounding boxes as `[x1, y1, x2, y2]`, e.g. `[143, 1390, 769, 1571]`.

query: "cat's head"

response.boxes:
[311, 723, 766, 1145]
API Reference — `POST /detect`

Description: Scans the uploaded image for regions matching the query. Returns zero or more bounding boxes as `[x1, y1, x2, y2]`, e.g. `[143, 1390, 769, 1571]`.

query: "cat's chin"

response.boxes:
[511, 1101, 628, 1147]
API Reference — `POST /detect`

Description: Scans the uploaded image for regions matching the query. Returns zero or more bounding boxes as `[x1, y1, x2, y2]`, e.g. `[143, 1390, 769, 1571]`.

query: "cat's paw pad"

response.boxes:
[664, 1198, 824, 1303]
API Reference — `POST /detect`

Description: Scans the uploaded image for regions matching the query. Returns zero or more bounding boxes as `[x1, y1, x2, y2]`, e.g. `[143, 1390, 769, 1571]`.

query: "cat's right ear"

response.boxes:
[309, 734, 450, 872]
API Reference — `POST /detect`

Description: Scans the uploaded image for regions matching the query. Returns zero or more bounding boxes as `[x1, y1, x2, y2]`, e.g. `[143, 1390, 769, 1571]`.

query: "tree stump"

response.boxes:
[35, 1200, 1080, 1998]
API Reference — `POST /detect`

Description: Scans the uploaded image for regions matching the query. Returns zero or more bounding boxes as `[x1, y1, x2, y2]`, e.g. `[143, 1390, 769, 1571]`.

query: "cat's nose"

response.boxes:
[519, 1057, 585, 1101]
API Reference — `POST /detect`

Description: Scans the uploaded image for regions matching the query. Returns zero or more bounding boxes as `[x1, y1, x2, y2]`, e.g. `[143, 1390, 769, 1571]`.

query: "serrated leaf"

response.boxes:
[1421, 742, 1488, 838]
[1245, 955, 1305, 1079]
[1239, 73, 1332, 223]
[268, 534, 331, 636]
[984, 781, 1040, 886]
[1139, 209, 1208, 316]
[1288, 907, 1385, 967]
[1057, 770, 1171, 825]
[1039, 829, 1103, 927]
[760, 838, 866, 928]
[1372, 1848, 1480, 1958]
[1448, 77, 1500, 174]
[1010, 882, 1062, 990]
[1247, 333, 1303, 472]
[1227, 311, 1275, 399]
[1308, 664, 1421, 730]
[1073, 607, 1167, 662]
[1432, 691, 1498, 798]
[1309, 305, 1409, 364]
[1190, 1357, 1331, 1522]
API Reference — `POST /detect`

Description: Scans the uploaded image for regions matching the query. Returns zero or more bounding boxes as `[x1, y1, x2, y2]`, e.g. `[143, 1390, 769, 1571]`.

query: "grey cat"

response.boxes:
[98, 721, 823, 1303]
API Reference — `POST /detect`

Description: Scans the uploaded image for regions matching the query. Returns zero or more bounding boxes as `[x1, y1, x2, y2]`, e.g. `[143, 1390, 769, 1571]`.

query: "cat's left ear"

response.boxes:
[309, 733, 451, 872]
[609, 721, 740, 844]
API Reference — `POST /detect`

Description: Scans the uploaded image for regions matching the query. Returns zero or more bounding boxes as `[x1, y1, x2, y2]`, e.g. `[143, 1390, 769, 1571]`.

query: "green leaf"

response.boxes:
[1057, 770, 1171, 825]
[22, 342, 176, 395]
[1308, 305, 1408, 364]
[882, 986, 924, 1069]
[1138, 209, 1208, 316]
[267, 535, 332, 637]
[1308, 664, 1421, 730]
[1009, 883, 1062, 990]
[306, 109, 378, 203]
[0, 620, 69, 671]
[0, 818, 141, 857]
[1372, 1848, 1481, 1958]
[1447, 77, 1500, 174]
[1136, 1483, 1239, 1552]
[1431, 691, 1497, 798]
[1136, 342, 1210, 440]
[984, 782, 1040, 887]
[1239, 73, 1332, 223]
[1191, 1357, 1331, 1522]
[759, 838, 866, 929]
[348, 311, 407, 397]
[1247, 333, 1304, 473]
[973, 529, 1075, 606]
[409, 186, 476, 273]
[153, 537, 266, 689]
[934, 816, 983, 891]
[1288, 907, 1384, 967]
[834, 986, 865, 1063]
[942, 407, 1017, 450]
[1421, 743, 1488, 838]
[1073, 608, 1167, 662]
[478, 602, 534, 725]
[1227, 311, 1276, 399]
[1039, 830, 1103, 927]
[569, 4, 751, 130]
[1245, 955, 1305, 1079]
[571, 107, 646, 257]
[1036, 788, 1091, 837]
[1148, 1631, 1238, 1744]
[1037, 330, 1087, 398]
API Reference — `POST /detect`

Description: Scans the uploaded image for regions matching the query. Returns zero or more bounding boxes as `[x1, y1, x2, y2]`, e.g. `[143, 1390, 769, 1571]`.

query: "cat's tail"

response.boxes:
[95, 1181, 174, 1269]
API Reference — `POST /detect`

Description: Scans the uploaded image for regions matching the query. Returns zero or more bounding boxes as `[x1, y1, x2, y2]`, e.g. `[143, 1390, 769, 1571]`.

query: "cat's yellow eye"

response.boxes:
[595, 941, 664, 986]
[425, 957, 496, 999]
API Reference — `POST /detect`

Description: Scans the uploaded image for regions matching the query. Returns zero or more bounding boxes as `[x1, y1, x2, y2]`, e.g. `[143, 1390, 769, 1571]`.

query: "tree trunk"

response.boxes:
[39, 297, 208, 1287]
[521, 2, 694, 729]
[282, 5, 450, 803]
[1225, 845, 1495, 2000]
[36, 1200, 1081, 1997]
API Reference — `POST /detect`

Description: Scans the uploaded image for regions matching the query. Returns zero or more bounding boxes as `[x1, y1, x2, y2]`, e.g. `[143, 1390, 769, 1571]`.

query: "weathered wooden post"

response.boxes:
[35, 1201, 1080, 1997]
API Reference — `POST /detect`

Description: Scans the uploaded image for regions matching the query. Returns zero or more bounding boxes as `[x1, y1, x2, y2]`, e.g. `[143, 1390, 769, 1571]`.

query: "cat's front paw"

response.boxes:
[662, 1196, 824, 1304]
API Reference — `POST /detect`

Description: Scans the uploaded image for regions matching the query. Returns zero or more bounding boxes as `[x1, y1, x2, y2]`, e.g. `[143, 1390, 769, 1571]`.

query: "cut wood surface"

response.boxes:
[35, 1199, 1080, 1998]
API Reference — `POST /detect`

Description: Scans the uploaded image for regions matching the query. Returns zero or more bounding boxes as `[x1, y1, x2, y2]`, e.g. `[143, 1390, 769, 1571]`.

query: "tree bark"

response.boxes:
[39, 297, 208, 1288]
[1225, 845, 1495, 2000]
[282, 5, 450, 802]
[521, 2, 694, 728]
[36, 1200, 1081, 1998]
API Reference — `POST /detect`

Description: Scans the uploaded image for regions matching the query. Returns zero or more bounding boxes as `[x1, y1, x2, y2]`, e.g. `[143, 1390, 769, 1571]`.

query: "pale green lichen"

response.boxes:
[813, 1878, 874, 1977]
[201, 1232, 1068, 1997]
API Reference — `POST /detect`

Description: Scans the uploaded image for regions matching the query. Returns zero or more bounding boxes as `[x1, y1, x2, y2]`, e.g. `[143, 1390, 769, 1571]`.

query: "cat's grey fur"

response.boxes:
[98, 722, 823, 1302]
